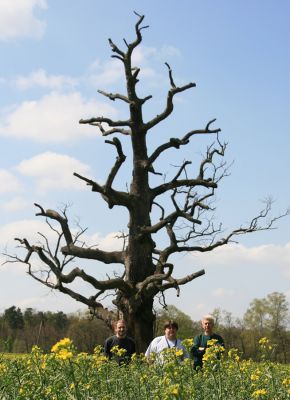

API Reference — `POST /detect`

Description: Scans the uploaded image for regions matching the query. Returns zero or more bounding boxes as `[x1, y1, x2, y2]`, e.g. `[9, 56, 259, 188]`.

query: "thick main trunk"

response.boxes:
[126, 299, 155, 353]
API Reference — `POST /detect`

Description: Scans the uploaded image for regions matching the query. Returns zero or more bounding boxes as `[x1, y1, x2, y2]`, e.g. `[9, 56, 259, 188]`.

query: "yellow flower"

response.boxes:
[258, 337, 269, 346]
[94, 345, 103, 356]
[110, 345, 127, 356]
[168, 384, 179, 396]
[228, 348, 240, 362]
[252, 389, 267, 398]
[282, 378, 290, 386]
[251, 374, 260, 381]
[182, 338, 193, 347]
[56, 348, 73, 360]
[51, 337, 73, 353]
[258, 337, 273, 351]
[175, 349, 183, 357]
[207, 338, 218, 346]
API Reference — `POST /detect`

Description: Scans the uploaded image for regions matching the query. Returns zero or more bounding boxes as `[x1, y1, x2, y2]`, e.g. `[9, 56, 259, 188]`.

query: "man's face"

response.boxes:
[164, 325, 177, 340]
[202, 319, 214, 335]
[115, 321, 127, 338]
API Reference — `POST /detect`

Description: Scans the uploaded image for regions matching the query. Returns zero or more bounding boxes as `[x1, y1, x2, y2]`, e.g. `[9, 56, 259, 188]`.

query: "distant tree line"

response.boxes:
[156, 292, 290, 363]
[0, 307, 111, 354]
[1, 292, 289, 362]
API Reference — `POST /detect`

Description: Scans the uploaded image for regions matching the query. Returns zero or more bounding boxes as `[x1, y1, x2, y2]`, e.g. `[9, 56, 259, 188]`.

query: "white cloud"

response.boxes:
[0, 92, 117, 142]
[16, 152, 91, 192]
[159, 45, 182, 58]
[211, 287, 235, 298]
[190, 242, 290, 279]
[195, 303, 206, 311]
[0, 0, 47, 41]
[87, 44, 182, 90]
[85, 231, 124, 252]
[2, 196, 30, 212]
[132, 45, 181, 64]
[131, 46, 157, 64]
[89, 59, 124, 86]
[88, 46, 158, 87]
[0, 169, 22, 194]
[0, 219, 52, 248]
[15, 69, 78, 90]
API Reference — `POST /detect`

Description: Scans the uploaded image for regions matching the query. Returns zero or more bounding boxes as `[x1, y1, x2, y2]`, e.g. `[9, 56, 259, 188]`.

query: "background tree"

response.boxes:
[67, 315, 111, 353]
[154, 305, 193, 339]
[3, 306, 24, 352]
[8, 13, 288, 351]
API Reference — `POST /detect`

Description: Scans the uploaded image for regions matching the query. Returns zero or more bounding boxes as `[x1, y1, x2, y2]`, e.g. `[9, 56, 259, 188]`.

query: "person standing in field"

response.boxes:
[145, 320, 187, 361]
[104, 319, 136, 364]
[191, 314, 224, 369]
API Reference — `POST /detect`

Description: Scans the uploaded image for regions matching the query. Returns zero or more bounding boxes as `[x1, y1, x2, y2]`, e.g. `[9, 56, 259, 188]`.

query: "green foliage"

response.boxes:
[155, 305, 194, 339]
[0, 337, 289, 399]
[4, 306, 24, 331]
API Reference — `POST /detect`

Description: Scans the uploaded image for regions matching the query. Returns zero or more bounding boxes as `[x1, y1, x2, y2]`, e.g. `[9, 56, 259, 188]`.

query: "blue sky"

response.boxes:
[0, 0, 289, 321]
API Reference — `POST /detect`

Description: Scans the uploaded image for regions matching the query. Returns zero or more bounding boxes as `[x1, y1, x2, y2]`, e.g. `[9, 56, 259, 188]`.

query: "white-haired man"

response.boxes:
[191, 314, 224, 369]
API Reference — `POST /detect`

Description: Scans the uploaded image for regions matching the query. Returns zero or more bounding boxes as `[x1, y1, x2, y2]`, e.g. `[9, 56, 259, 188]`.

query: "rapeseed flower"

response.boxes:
[175, 349, 183, 357]
[168, 384, 179, 396]
[110, 345, 127, 357]
[56, 348, 73, 360]
[252, 388, 267, 397]
[51, 337, 73, 353]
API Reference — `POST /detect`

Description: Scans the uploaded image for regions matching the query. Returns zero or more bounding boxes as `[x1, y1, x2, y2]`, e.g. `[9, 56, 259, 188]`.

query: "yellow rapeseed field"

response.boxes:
[0, 337, 289, 399]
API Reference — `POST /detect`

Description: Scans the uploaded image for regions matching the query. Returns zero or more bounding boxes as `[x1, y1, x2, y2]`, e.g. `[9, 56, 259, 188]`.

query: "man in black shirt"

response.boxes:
[104, 319, 136, 364]
[192, 314, 224, 369]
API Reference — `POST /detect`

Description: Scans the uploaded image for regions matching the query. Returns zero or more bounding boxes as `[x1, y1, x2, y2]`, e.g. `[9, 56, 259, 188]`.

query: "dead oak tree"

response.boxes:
[9, 13, 289, 351]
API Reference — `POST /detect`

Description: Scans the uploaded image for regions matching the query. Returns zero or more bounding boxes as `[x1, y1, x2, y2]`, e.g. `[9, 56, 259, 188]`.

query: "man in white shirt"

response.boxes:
[145, 320, 187, 360]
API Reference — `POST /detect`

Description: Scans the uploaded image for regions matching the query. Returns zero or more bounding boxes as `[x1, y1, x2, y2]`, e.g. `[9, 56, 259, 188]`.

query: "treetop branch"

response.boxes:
[148, 120, 221, 165]
[104, 137, 126, 189]
[79, 116, 132, 128]
[92, 123, 131, 137]
[145, 82, 196, 131]
[151, 178, 217, 199]
[97, 89, 131, 104]
[161, 269, 205, 293]
[73, 172, 130, 208]
[34, 203, 73, 246]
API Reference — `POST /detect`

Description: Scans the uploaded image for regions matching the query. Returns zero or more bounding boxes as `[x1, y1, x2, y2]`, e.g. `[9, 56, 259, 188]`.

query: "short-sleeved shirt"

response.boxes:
[104, 335, 136, 364]
[145, 336, 187, 359]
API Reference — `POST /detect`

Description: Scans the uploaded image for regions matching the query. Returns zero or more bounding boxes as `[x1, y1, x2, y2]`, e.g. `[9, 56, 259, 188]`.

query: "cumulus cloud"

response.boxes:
[15, 69, 78, 90]
[85, 231, 124, 252]
[0, 219, 52, 248]
[88, 59, 124, 86]
[159, 45, 182, 58]
[0, 0, 47, 41]
[89, 46, 160, 87]
[0, 92, 117, 142]
[16, 152, 91, 192]
[2, 196, 30, 212]
[0, 169, 22, 194]
[190, 242, 290, 278]
[211, 287, 235, 298]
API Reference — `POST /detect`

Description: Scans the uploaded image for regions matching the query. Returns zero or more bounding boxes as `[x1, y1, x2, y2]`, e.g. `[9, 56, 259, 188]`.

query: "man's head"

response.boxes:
[201, 315, 214, 335]
[164, 320, 178, 341]
[114, 319, 127, 338]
